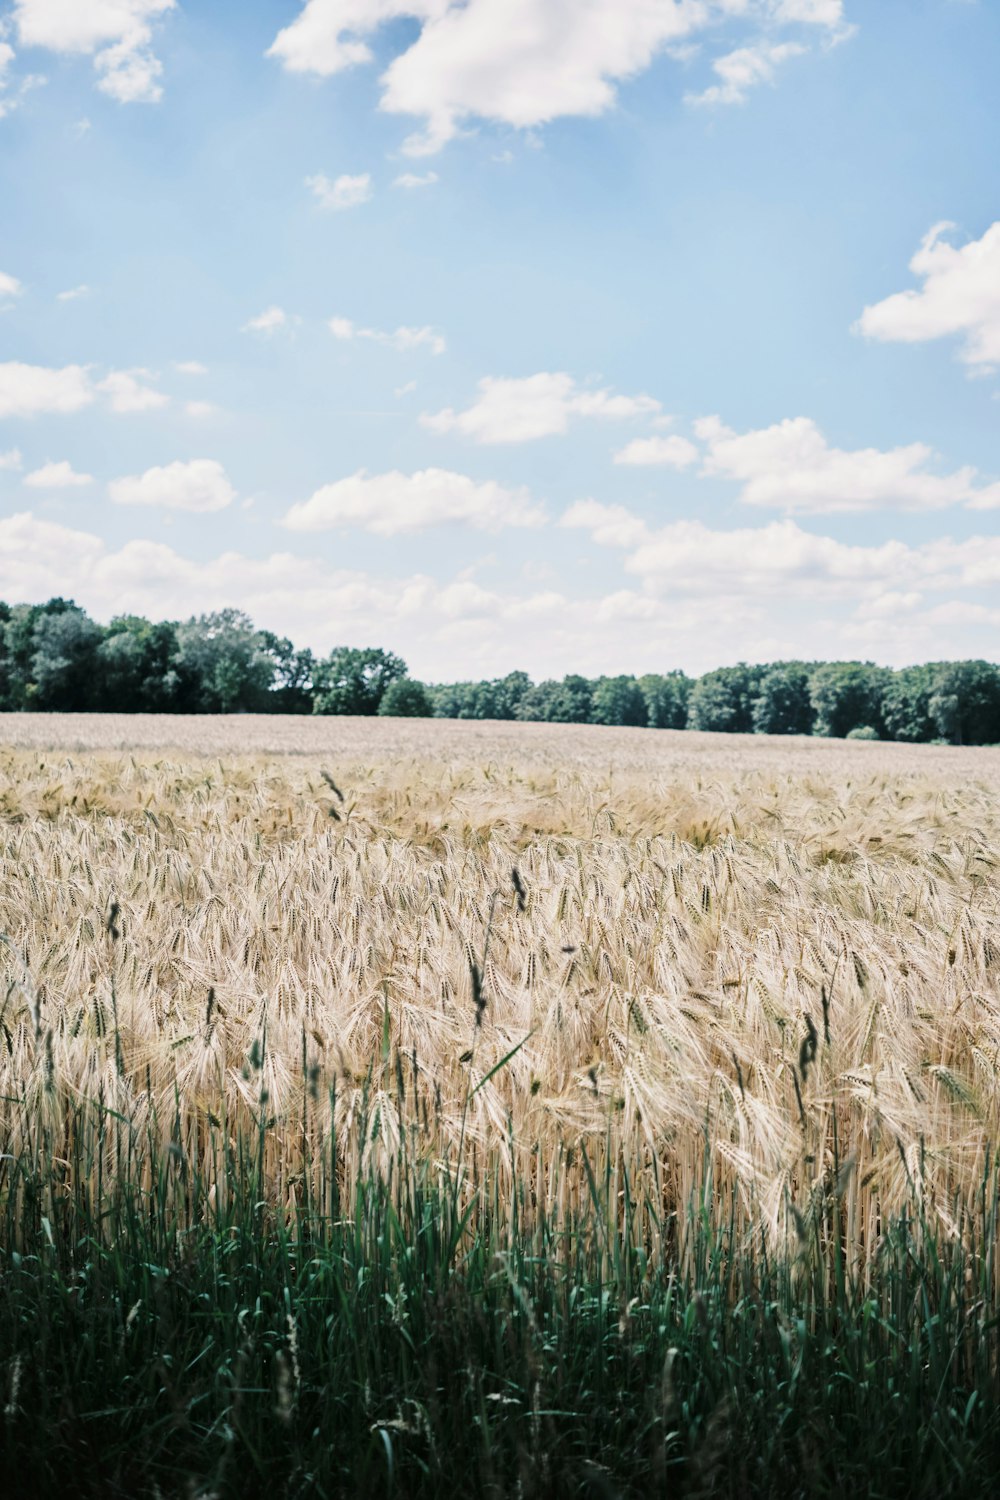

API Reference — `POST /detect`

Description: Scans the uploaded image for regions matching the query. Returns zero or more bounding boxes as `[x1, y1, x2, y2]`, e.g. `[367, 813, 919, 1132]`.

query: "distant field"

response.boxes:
[2, 716, 1000, 1495]
[3, 707, 1000, 768]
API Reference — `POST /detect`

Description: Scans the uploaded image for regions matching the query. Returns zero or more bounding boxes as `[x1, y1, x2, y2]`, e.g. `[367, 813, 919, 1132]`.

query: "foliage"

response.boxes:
[809, 661, 890, 739]
[638, 670, 691, 728]
[752, 662, 815, 735]
[1, 596, 999, 742]
[846, 724, 880, 740]
[590, 674, 648, 727]
[312, 646, 407, 716]
[378, 676, 434, 716]
[687, 663, 762, 733]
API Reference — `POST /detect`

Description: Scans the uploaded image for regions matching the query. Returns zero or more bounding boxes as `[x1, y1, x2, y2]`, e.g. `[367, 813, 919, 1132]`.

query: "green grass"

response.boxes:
[2, 1068, 1000, 1500]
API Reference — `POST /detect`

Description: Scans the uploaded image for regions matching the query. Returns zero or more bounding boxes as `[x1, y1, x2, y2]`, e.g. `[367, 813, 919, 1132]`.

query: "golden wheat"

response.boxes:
[1, 715, 999, 1269]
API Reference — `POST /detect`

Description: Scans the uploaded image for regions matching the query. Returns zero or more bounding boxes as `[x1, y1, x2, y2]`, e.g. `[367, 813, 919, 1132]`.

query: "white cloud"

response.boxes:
[329, 315, 445, 355]
[12, 0, 176, 103]
[857, 221, 1000, 374]
[23, 459, 94, 489]
[174, 359, 208, 375]
[306, 171, 373, 210]
[696, 414, 1000, 511]
[269, 1, 847, 153]
[3, 504, 997, 680]
[393, 170, 438, 188]
[614, 434, 699, 468]
[0, 269, 23, 300]
[109, 459, 236, 512]
[0, 361, 177, 418]
[184, 400, 217, 419]
[283, 467, 544, 536]
[0, 361, 95, 417]
[97, 368, 168, 413]
[562, 500, 1000, 600]
[686, 40, 805, 106]
[57, 284, 91, 301]
[0, 509, 756, 678]
[0, 41, 15, 116]
[422, 372, 661, 443]
[0, 447, 23, 471]
[243, 305, 289, 334]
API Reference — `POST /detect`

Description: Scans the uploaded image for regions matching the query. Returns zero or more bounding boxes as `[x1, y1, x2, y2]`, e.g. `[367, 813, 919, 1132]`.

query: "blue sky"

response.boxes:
[0, 0, 998, 679]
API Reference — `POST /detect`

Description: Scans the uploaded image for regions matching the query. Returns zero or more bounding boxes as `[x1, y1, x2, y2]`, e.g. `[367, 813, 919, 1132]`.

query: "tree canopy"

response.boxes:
[1, 598, 998, 744]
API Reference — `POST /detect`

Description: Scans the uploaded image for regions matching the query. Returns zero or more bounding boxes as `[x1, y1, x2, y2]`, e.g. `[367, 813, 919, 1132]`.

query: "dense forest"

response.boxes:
[1, 597, 999, 743]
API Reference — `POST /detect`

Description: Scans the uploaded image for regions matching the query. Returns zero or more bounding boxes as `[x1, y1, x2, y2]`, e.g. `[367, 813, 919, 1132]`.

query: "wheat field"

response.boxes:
[2, 714, 999, 1272]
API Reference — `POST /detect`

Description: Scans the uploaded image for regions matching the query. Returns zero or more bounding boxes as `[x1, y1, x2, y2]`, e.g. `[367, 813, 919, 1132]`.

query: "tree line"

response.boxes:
[1, 597, 998, 743]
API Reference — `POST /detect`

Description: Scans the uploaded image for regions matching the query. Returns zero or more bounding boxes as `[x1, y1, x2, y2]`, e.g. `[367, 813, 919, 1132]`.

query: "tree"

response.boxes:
[638, 672, 690, 729]
[752, 664, 814, 735]
[378, 678, 433, 717]
[516, 674, 594, 723]
[173, 609, 276, 713]
[312, 646, 407, 716]
[928, 661, 1000, 745]
[258, 632, 315, 714]
[809, 662, 889, 739]
[1, 598, 86, 710]
[28, 602, 104, 710]
[591, 675, 648, 727]
[687, 665, 760, 733]
[98, 616, 183, 712]
[881, 665, 935, 743]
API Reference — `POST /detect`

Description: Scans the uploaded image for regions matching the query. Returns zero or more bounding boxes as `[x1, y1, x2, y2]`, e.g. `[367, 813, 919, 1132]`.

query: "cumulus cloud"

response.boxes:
[268, 0, 847, 153]
[97, 368, 169, 413]
[306, 171, 373, 209]
[696, 414, 1000, 511]
[562, 500, 1000, 600]
[857, 221, 1000, 374]
[243, 305, 289, 335]
[0, 361, 95, 417]
[283, 467, 544, 536]
[109, 459, 236, 512]
[393, 170, 438, 189]
[12, 0, 176, 103]
[614, 434, 699, 468]
[0, 269, 23, 300]
[0, 509, 766, 678]
[23, 459, 94, 489]
[686, 40, 805, 106]
[329, 315, 445, 355]
[422, 372, 661, 444]
[2, 504, 997, 680]
[0, 361, 175, 418]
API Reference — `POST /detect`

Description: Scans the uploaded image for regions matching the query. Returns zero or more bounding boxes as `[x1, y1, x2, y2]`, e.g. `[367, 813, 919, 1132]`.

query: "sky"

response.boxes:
[0, 0, 998, 681]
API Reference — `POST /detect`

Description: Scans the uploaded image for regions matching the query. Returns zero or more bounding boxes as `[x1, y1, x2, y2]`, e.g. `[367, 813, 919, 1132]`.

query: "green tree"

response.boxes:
[809, 662, 889, 739]
[516, 674, 594, 723]
[590, 675, 648, 727]
[688, 665, 760, 733]
[752, 664, 814, 735]
[377, 678, 433, 717]
[928, 660, 1000, 745]
[98, 616, 183, 712]
[881, 665, 935, 743]
[173, 609, 276, 713]
[313, 646, 407, 716]
[638, 671, 690, 729]
[28, 602, 104, 710]
[258, 632, 315, 714]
